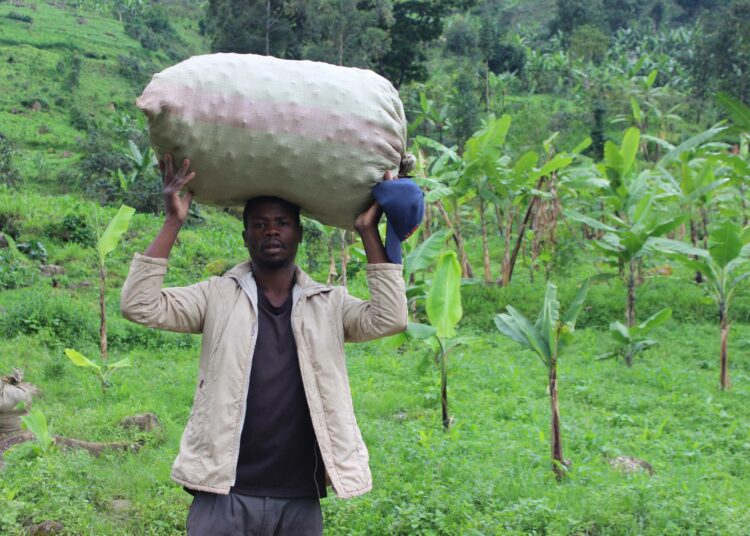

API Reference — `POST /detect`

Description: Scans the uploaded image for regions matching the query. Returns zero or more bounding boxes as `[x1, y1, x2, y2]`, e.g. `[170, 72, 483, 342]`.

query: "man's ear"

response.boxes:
[241, 228, 248, 247]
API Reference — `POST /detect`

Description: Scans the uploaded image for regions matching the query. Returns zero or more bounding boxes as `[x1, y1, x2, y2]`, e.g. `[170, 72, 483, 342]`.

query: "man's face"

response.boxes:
[243, 199, 302, 269]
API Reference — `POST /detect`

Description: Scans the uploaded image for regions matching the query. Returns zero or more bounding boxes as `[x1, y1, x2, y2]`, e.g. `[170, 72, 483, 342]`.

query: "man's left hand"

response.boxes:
[354, 171, 394, 231]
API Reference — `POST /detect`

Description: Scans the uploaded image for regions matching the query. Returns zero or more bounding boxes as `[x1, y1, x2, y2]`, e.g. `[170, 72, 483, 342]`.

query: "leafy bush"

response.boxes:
[0, 134, 22, 189]
[69, 105, 92, 131]
[116, 55, 154, 87]
[16, 240, 47, 263]
[0, 208, 22, 240]
[123, 174, 163, 214]
[6, 12, 33, 23]
[121, 5, 185, 59]
[46, 214, 96, 247]
[0, 246, 35, 289]
[0, 292, 97, 346]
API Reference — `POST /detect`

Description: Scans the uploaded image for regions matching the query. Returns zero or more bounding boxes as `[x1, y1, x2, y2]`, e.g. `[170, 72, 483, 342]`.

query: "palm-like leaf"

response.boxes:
[425, 251, 463, 339]
[98, 205, 135, 263]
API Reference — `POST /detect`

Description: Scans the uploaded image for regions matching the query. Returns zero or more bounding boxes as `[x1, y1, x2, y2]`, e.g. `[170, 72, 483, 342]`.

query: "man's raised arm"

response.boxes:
[120, 154, 208, 334]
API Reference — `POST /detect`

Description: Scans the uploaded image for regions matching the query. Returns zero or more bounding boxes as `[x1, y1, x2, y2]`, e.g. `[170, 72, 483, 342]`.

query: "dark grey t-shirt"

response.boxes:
[231, 289, 326, 498]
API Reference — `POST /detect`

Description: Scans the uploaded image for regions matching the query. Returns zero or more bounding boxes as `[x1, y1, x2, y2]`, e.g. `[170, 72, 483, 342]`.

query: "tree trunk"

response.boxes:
[440, 349, 450, 431]
[423, 203, 432, 239]
[690, 219, 703, 283]
[265, 0, 271, 56]
[501, 208, 513, 286]
[484, 62, 490, 112]
[436, 200, 473, 278]
[452, 205, 473, 278]
[327, 234, 337, 285]
[720, 304, 731, 390]
[549, 359, 565, 480]
[626, 259, 636, 339]
[479, 198, 492, 283]
[99, 264, 107, 361]
[506, 179, 545, 285]
[340, 230, 349, 287]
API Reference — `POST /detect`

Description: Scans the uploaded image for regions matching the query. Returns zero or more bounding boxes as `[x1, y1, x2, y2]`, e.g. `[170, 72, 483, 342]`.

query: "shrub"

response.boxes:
[66, 54, 82, 90]
[0, 292, 97, 346]
[116, 55, 153, 86]
[0, 134, 22, 189]
[123, 174, 163, 214]
[69, 105, 92, 131]
[16, 240, 47, 263]
[6, 12, 33, 23]
[46, 214, 96, 247]
[0, 246, 35, 290]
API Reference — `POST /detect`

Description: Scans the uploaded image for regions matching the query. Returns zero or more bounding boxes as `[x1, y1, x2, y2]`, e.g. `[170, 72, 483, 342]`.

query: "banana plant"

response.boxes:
[495, 279, 589, 480]
[408, 91, 451, 143]
[566, 192, 686, 327]
[115, 140, 157, 192]
[64, 348, 131, 393]
[95, 205, 135, 360]
[667, 221, 750, 390]
[402, 228, 453, 310]
[405, 250, 463, 430]
[566, 127, 699, 327]
[596, 308, 672, 366]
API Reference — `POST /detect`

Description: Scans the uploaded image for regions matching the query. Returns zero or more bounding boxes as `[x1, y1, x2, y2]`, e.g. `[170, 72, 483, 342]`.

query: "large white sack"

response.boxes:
[137, 53, 408, 229]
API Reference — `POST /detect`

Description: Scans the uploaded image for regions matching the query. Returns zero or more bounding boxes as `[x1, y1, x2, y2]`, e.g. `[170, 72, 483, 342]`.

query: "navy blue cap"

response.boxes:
[372, 178, 425, 264]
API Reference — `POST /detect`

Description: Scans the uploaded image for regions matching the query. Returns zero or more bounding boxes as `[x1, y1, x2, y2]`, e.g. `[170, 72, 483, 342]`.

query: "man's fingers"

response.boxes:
[179, 158, 190, 176]
[164, 153, 173, 176]
[177, 171, 196, 189]
[384, 170, 394, 180]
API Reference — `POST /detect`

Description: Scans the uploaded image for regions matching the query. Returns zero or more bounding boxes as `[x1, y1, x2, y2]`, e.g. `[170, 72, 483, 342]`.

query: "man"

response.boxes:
[120, 154, 408, 535]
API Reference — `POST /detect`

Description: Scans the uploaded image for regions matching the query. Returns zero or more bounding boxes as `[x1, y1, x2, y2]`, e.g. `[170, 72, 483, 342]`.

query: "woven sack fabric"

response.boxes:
[137, 53, 407, 229]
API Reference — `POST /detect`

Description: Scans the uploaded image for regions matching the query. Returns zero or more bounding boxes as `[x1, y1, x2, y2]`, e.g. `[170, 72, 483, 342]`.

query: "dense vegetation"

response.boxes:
[1, 0, 750, 534]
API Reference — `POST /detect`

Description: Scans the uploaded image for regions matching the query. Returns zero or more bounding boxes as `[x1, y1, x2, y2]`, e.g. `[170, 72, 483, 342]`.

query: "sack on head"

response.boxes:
[137, 53, 408, 229]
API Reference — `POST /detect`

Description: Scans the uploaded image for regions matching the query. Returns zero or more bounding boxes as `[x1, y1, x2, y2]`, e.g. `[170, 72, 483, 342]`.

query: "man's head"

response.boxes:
[242, 196, 302, 270]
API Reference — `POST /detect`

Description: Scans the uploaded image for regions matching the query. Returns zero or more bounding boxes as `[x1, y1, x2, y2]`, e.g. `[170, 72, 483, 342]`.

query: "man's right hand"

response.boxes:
[144, 154, 196, 259]
[160, 153, 195, 224]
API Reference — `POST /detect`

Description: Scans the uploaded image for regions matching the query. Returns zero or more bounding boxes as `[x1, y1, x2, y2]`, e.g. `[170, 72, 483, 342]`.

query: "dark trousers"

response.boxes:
[186, 492, 323, 536]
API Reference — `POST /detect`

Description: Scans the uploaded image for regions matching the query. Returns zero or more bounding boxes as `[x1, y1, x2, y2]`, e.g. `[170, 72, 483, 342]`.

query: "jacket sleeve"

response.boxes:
[119, 253, 210, 334]
[342, 263, 408, 343]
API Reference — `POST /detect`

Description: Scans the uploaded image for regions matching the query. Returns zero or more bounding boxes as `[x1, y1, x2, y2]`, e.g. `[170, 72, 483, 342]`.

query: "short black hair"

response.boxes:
[242, 196, 301, 230]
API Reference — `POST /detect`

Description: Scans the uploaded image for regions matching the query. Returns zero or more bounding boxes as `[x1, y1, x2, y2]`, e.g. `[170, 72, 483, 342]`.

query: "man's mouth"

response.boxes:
[263, 241, 285, 252]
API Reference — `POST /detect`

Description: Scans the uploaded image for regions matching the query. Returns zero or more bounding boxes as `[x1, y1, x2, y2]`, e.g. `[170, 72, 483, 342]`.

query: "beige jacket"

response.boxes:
[120, 253, 407, 498]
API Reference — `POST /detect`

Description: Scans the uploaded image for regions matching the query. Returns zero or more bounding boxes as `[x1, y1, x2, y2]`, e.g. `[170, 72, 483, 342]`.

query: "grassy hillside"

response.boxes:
[1, 186, 750, 534]
[0, 0, 207, 186]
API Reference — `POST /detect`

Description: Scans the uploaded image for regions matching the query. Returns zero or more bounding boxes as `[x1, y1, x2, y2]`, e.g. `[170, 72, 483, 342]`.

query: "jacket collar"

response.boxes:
[225, 260, 332, 297]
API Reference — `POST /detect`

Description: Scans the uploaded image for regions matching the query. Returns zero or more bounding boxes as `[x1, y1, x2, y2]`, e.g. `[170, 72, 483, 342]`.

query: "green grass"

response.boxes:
[1, 188, 750, 534]
[0, 0, 207, 187]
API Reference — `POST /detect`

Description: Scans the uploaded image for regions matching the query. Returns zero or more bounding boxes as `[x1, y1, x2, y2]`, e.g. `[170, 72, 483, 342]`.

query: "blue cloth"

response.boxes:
[372, 179, 425, 264]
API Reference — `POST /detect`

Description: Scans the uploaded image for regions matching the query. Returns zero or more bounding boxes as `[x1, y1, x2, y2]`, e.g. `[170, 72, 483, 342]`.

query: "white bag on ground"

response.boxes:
[0, 369, 36, 437]
[137, 53, 408, 229]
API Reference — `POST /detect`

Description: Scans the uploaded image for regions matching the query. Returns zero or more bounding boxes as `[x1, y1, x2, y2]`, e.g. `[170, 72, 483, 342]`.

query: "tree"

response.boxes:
[407, 250, 463, 430]
[0, 134, 21, 189]
[95, 205, 136, 361]
[495, 280, 589, 480]
[668, 221, 750, 390]
[204, 0, 300, 57]
[304, 0, 393, 67]
[565, 128, 690, 328]
[597, 308, 672, 366]
[378, 0, 474, 87]
[690, 0, 750, 104]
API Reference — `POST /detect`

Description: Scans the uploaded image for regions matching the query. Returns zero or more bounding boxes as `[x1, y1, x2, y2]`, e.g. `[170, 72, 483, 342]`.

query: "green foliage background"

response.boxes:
[1, 0, 750, 534]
